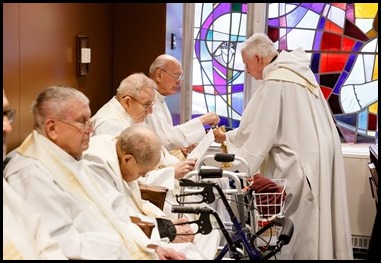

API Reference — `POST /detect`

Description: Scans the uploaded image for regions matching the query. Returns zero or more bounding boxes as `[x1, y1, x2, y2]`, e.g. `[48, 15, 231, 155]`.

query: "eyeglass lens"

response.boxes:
[3, 109, 16, 123]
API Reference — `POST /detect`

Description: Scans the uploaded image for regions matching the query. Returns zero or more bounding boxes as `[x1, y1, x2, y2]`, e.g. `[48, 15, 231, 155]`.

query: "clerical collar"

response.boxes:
[155, 89, 166, 103]
[270, 55, 278, 63]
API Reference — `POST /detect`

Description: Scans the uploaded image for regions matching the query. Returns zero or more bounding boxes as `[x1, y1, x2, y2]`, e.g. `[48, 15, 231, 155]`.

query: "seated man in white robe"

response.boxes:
[145, 54, 220, 156]
[90, 73, 198, 219]
[83, 124, 220, 259]
[3, 89, 67, 260]
[3, 85, 185, 260]
[90, 73, 229, 225]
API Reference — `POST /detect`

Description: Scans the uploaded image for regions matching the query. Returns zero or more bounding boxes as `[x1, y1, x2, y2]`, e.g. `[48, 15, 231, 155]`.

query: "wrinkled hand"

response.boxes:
[155, 245, 187, 260]
[173, 160, 196, 179]
[172, 217, 195, 243]
[213, 126, 226, 143]
[199, 112, 220, 126]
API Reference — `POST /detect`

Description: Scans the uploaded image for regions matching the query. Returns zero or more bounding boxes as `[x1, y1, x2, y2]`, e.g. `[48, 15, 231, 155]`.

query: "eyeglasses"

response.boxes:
[159, 68, 184, 82]
[3, 108, 16, 124]
[58, 119, 93, 132]
[126, 95, 155, 111]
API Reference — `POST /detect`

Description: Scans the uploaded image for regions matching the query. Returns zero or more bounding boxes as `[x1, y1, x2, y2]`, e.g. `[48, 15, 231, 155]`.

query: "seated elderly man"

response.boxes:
[90, 73, 197, 218]
[83, 124, 221, 260]
[145, 54, 220, 156]
[3, 85, 185, 260]
[90, 73, 228, 224]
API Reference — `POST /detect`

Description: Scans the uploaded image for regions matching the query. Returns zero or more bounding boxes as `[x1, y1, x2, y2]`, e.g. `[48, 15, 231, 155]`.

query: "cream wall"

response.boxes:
[342, 144, 376, 249]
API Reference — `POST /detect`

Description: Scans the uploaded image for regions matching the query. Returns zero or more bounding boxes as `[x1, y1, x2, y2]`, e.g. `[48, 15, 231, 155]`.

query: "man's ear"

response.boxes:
[156, 69, 164, 83]
[124, 153, 134, 164]
[45, 119, 58, 140]
[123, 96, 132, 108]
[255, 54, 261, 63]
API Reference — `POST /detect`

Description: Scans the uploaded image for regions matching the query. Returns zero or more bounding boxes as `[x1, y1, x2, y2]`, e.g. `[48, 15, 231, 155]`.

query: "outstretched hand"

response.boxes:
[199, 112, 220, 126]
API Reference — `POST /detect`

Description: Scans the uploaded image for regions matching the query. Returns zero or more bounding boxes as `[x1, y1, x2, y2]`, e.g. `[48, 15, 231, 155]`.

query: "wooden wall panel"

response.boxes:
[3, 3, 114, 151]
[3, 3, 166, 152]
[113, 3, 166, 92]
[3, 3, 21, 153]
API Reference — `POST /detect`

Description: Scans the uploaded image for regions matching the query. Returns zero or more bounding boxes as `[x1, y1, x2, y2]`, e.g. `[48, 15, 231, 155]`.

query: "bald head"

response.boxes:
[116, 73, 157, 99]
[117, 124, 161, 168]
[148, 54, 183, 96]
[148, 54, 181, 77]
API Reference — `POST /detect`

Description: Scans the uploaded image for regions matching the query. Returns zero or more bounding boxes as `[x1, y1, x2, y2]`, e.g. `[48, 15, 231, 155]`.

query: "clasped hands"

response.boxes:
[171, 217, 195, 243]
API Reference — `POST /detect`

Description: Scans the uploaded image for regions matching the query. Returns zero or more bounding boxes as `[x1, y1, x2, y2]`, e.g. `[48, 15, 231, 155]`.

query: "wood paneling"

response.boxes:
[3, 3, 166, 152]
[3, 3, 21, 153]
[113, 3, 166, 92]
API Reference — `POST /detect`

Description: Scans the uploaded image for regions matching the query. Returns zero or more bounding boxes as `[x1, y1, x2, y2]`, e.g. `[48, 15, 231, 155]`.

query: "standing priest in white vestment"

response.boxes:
[3, 89, 67, 260]
[4, 86, 185, 260]
[83, 124, 220, 259]
[214, 33, 353, 260]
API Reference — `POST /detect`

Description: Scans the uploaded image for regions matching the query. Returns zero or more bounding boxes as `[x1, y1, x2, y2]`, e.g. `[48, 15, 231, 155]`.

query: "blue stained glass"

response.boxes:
[336, 113, 357, 127]
[344, 54, 357, 72]
[358, 110, 368, 130]
[334, 72, 348, 94]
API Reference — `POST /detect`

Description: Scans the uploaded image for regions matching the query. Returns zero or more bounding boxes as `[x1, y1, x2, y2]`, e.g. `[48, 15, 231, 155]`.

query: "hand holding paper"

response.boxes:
[186, 129, 215, 169]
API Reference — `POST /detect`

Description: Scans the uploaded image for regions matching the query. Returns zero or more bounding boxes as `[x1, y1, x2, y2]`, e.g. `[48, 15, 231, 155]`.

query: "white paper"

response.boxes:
[186, 128, 215, 169]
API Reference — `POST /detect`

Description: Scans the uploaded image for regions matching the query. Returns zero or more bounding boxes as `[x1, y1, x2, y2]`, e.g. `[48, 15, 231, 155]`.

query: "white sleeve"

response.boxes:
[138, 167, 176, 191]
[145, 103, 206, 150]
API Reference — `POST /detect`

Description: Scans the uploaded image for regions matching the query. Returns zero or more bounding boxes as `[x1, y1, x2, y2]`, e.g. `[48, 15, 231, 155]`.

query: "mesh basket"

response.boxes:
[252, 179, 287, 246]
[253, 178, 287, 219]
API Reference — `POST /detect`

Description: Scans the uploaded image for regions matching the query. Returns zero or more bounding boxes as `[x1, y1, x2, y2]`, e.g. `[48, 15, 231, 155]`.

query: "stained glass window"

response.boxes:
[192, 3, 247, 128]
[191, 3, 378, 143]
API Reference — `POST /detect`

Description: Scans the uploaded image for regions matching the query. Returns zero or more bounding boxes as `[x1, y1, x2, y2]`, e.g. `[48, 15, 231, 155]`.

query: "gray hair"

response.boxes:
[117, 123, 161, 166]
[148, 54, 181, 76]
[240, 33, 278, 60]
[116, 73, 157, 99]
[32, 85, 89, 133]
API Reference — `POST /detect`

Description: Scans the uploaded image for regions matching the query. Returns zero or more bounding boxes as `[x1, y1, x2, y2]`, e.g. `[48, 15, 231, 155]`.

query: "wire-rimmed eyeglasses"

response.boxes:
[58, 119, 93, 132]
[3, 108, 16, 124]
[125, 95, 156, 111]
[159, 68, 184, 82]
